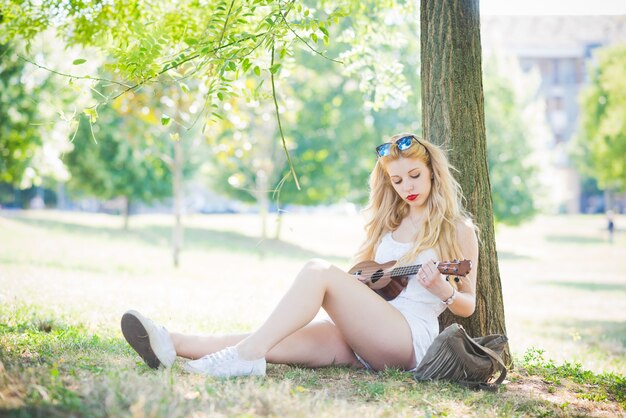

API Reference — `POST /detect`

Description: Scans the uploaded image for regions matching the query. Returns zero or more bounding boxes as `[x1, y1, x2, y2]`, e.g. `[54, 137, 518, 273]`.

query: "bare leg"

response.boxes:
[171, 332, 247, 360]
[234, 259, 416, 371]
[172, 320, 362, 368]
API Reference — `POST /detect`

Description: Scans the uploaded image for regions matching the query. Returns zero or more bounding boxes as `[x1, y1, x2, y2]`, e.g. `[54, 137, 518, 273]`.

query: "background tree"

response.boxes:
[420, 0, 508, 356]
[0, 43, 42, 189]
[200, 1, 423, 225]
[279, 3, 422, 208]
[66, 105, 172, 230]
[115, 80, 209, 266]
[1, 0, 350, 185]
[483, 54, 544, 225]
[205, 94, 289, 241]
[205, 2, 423, 239]
[1, 1, 424, 199]
[0, 32, 104, 208]
[573, 44, 626, 209]
[0, 40, 85, 201]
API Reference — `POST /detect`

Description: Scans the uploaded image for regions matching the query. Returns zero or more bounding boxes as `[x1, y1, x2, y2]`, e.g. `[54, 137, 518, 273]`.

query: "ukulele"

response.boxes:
[348, 259, 472, 301]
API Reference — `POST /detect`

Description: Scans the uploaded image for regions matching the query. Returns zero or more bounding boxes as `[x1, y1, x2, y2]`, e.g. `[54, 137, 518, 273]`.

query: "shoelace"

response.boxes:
[198, 347, 236, 366]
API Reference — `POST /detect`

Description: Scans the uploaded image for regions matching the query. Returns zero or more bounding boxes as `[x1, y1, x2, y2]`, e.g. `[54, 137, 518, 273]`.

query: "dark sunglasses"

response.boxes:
[375, 135, 424, 158]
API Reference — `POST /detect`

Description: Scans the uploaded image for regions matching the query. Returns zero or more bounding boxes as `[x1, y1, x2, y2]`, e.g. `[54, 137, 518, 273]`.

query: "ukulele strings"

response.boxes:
[350, 263, 462, 277]
[351, 264, 423, 277]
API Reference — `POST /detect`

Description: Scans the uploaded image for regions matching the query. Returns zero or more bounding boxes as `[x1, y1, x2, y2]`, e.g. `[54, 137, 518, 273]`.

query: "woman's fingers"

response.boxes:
[418, 259, 441, 287]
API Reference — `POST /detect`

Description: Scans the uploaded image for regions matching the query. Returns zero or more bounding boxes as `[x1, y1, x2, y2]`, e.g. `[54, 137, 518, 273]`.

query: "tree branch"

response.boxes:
[18, 55, 132, 89]
[270, 42, 300, 190]
[277, 7, 343, 64]
[218, 0, 237, 48]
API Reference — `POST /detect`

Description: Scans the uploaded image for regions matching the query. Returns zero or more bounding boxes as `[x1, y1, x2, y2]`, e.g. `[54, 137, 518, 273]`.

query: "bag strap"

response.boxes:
[464, 334, 508, 390]
[477, 344, 507, 385]
[451, 325, 507, 390]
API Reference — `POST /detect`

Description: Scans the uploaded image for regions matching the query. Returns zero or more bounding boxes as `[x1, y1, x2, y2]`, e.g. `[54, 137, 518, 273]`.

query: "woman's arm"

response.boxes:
[417, 219, 478, 317]
[446, 219, 478, 317]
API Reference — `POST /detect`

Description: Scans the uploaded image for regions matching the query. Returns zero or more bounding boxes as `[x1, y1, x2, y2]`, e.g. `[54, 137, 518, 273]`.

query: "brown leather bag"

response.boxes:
[413, 323, 508, 391]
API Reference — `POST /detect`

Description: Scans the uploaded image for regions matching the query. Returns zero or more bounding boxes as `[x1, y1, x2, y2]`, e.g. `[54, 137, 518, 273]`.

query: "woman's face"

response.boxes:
[385, 156, 433, 210]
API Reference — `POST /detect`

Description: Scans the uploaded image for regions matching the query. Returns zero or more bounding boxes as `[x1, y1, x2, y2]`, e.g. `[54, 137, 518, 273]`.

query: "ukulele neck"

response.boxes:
[390, 264, 421, 278]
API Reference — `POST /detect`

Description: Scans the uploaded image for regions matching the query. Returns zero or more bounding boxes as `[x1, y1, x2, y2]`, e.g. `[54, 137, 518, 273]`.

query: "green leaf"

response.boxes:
[269, 64, 281, 74]
[253, 65, 261, 76]
[83, 108, 98, 123]
[72, 58, 87, 65]
[242, 58, 251, 73]
[226, 61, 237, 71]
[255, 79, 264, 94]
[180, 83, 189, 93]
[310, 33, 318, 43]
[217, 92, 224, 101]
[161, 114, 171, 126]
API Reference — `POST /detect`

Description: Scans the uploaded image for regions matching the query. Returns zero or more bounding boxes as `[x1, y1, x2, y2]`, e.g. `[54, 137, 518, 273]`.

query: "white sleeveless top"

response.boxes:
[374, 232, 447, 363]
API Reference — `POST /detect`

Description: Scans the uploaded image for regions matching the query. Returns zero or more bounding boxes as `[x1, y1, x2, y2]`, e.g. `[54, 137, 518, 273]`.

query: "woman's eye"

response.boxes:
[393, 180, 402, 185]
[411, 174, 420, 179]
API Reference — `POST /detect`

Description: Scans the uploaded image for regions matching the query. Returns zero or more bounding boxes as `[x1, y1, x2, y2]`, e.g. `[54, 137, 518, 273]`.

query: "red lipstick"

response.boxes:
[407, 194, 418, 201]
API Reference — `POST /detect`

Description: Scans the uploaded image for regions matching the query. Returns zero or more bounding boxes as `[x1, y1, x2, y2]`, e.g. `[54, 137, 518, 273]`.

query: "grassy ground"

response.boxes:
[0, 210, 624, 417]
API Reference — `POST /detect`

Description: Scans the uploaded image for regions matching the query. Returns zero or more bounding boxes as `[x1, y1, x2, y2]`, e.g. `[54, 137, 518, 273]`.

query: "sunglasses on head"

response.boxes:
[375, 135, 424, 158]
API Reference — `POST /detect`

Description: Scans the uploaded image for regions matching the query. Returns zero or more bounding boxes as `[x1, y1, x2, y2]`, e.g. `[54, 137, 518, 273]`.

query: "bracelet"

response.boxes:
[441, 287, 457, 305]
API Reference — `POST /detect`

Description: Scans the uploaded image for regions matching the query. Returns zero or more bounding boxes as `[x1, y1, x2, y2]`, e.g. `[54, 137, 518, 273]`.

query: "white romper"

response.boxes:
[356, 231, 447, 369]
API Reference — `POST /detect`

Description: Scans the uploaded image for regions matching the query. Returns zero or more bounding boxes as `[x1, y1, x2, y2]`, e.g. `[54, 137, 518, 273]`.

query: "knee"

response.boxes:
[299, 258, 333, 280]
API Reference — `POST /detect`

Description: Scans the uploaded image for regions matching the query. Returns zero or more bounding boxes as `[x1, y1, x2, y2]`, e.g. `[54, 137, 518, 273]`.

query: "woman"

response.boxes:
[121, 133, 479, 377]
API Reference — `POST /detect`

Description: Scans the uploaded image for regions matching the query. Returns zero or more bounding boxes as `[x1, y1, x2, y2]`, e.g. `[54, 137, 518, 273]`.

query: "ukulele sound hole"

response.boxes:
[371, 269, 384, 283]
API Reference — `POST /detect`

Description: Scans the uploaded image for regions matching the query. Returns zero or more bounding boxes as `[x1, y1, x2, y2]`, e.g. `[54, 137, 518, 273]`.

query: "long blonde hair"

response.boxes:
[355, 133, 475, 265]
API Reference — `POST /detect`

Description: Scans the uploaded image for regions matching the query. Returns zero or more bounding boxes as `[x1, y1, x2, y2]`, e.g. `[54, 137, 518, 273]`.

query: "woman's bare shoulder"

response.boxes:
[455, 218, 478, 247]
[455, 218, 476, 234]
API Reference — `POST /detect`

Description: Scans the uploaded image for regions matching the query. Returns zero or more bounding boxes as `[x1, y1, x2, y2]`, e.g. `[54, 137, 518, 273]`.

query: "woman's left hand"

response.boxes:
[417, 258, 455, 301]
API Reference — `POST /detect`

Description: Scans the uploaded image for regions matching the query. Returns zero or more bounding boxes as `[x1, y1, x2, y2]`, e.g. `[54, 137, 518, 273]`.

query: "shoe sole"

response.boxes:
[121, 312, 161, 369]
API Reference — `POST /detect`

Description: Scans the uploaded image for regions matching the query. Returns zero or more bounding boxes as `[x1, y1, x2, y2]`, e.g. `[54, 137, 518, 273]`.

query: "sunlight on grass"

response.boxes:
[495, 215, 626, 374]
[1, 210, 625, 417]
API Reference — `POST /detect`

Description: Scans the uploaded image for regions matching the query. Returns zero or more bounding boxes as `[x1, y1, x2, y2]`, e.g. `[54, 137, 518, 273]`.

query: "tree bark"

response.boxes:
[420, 0, 509, 360]
[172, 133, 184, 268]
[123, 196, 131, 231]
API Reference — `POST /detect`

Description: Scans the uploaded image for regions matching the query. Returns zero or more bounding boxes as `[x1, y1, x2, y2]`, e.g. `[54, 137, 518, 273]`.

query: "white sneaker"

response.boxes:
[183, 346, 266, 377]
[121, 310, 176, 369]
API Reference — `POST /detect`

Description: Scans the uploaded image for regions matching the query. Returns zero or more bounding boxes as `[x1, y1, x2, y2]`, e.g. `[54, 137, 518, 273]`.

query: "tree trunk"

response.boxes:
[255, 169, 269, 258]
[172, 136, 184, 268]
[603, 188, 614, 213]
[123, 196, 131, 231]
[420, 0, 509, 361]
[274, 211, 283, 240]
[56, 183, 67, 210]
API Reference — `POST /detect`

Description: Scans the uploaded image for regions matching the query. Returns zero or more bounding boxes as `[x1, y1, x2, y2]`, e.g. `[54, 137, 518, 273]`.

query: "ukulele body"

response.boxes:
[348, 259, 470, 301]
[348, 260, 409, 301]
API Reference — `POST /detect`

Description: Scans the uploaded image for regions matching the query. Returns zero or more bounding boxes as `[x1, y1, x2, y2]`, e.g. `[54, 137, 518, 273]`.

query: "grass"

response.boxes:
[0, 210, 625, 417]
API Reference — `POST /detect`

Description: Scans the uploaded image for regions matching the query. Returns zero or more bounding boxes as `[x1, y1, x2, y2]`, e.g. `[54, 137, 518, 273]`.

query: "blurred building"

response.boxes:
[481, 16, 626, 213]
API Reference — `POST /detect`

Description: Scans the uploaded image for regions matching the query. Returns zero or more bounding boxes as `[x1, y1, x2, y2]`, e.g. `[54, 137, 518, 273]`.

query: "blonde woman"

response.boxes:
[121, 134, 479, 376]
